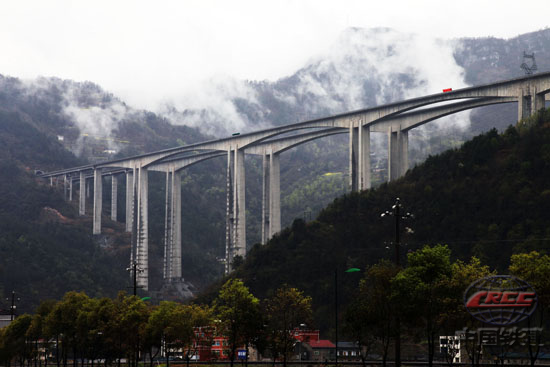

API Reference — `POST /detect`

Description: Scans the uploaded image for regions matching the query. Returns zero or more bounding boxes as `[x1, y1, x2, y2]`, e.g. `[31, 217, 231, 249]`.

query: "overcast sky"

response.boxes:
[1, 0, 549, 110]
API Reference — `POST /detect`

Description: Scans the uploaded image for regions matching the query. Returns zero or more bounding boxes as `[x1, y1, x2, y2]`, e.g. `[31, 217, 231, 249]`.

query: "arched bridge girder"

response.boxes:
[40, 72, 550, 179]
[147, 151, 227, 173]
[371, 97, 518, 133]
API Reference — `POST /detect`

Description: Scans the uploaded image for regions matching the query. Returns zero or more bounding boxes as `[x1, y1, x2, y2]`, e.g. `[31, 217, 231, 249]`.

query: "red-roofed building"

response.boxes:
[300, 339, 336, 361]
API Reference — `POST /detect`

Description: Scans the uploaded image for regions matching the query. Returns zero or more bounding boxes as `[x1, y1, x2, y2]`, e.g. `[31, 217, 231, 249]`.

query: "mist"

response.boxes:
[153, 27, 472, 158]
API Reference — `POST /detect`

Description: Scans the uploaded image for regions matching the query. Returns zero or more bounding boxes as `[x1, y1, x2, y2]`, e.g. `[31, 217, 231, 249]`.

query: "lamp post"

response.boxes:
[6, 291, 20, 321]
[126, 261, 144, 296]
[381, 198, 412, 367]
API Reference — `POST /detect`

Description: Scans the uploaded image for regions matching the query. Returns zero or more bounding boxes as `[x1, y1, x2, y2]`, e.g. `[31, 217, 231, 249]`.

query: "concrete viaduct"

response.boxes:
[40, 72, 550, 291]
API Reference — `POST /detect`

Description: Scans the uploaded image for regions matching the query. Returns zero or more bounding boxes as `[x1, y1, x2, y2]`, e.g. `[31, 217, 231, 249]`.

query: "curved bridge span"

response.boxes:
[41, 72, 550, 290]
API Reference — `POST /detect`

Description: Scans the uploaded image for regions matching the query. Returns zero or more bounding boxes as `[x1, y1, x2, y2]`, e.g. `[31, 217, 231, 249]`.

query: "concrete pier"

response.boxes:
[68, 176, 73, 201]
[173, 173, 182, 278]
[93, 168, 103, 234]
[136, 167, 149, 291]
[358, 123, 371, 190]
[225, 147, 247, 272]
[349, 121, 371, 190]
[349, 122, 359, 191]
[269, 153, 281, 238]
[388, 128, 409, 181]
[79, 172, 86, 215]
[111, 175, 118, 221]
[261, 154, 270, 244]
[234, 148, 246, 258]
[225, 150, 233, 274]
[63, 175, 68, 200]
[125, 170, 133, 232]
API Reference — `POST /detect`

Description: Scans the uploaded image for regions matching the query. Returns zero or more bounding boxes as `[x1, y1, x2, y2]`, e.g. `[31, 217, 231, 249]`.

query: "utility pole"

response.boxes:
[381, 198, 413, 367]
[7, 291, 20, 321]
[126, 261, 144, 296]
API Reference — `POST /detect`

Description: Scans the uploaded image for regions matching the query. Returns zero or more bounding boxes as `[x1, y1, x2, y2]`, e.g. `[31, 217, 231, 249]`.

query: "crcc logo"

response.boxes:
[464, 275, 538, 326]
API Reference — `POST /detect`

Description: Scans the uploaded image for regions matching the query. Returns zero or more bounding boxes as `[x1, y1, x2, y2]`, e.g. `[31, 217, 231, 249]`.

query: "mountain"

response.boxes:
[220, 108, 550, 333]
[0, 76, 218, 312]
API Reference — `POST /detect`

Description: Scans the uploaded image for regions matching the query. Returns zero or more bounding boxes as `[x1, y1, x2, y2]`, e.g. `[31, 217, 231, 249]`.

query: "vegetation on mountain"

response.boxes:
[222, 108, 550, 336]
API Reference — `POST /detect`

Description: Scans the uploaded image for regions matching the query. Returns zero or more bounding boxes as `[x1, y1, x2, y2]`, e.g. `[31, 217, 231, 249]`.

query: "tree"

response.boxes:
[3, 314, 33, 366]
[110, 293, 149, 367]
[509, 251, 550, 367]
[264, 285, 313, 367]
[178, 305, 212, 367]
[344, 260, 399, 367]
[392, 245, 454, 367]
[146, 301, 179, 367]
[444, 257, 492, 367]
[44, 292, 90, 367]
[214, 279, 262, 367]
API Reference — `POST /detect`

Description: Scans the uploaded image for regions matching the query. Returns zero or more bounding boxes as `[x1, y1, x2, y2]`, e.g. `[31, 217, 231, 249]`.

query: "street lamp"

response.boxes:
[380, 198, 413, 267]
[6, 291, 20, 321]
[126, 261, 144, 296]
[381, 198, 413, 367]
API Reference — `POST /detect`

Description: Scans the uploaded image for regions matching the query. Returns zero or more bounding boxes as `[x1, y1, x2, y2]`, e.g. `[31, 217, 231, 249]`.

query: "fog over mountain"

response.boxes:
[158, 27, 470, 136]
[154, 27, 550, 140]
[3, 27, 550, 160]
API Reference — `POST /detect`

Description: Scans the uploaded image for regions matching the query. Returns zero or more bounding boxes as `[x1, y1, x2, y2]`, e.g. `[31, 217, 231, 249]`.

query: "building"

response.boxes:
[0, 312, 13, 328]
[301, 339, 336, 361]
[336, 342, 361, 360]
[439, 335, 462, 364]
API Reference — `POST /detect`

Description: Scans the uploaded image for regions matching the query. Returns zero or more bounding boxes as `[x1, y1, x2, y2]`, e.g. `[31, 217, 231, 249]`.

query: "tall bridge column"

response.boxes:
[93, 168, 103, 234]
[111, 175, 118, 221]
[172, 172, 182, 279]
[388, 127, 408, 181]
[225, 147, 247, 272]
[350, 120, 371, 191]
[400, 130, 409, 177]
[269, 153, 281, 238]
[125, 170, 133, 232]
[135, 166, 149, 291]
[388, 129, 398, 182]
[68, 176, 73, 201]
[261, 153, 270, 244]
[358, 122, 371, 190]
[234, 148, 246, 257]
[79, 172, 86, 216]
[225, 150, 233, 274]
[63, 175, 68, 200]
[163, 170, 173, 280]
[163, 169, 182, 281]
[349, 122, 359, 191]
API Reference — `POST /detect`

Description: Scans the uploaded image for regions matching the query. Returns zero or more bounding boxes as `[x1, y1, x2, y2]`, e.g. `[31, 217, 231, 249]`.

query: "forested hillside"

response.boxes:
[218, 108, 550, 332]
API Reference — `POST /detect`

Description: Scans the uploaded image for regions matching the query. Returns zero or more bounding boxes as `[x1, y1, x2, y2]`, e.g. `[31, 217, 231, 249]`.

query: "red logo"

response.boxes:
[442, 88, 453, 93]
[466, 291, 536, 308]
[464, 275, 538, 326]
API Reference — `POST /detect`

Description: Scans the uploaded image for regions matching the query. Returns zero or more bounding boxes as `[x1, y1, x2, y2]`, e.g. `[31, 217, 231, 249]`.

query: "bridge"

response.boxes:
[40, 72, 550, 291]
